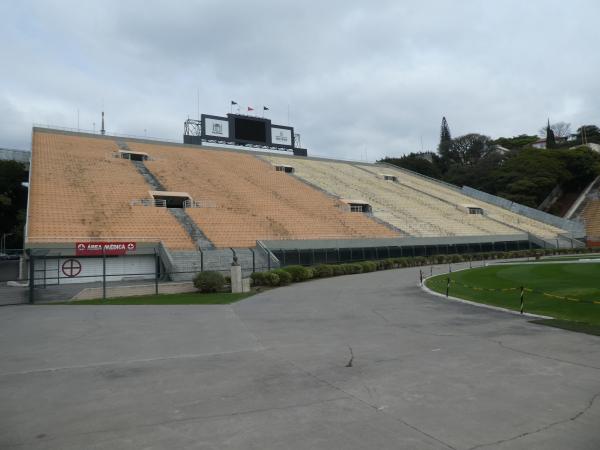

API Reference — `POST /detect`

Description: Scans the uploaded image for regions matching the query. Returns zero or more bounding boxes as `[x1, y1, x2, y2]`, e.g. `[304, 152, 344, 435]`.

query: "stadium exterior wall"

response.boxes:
[25, 243, 161, 285]
[32, 254, 155, 285]
[260, 234, 536, 267]
[259, 233, 530, 250]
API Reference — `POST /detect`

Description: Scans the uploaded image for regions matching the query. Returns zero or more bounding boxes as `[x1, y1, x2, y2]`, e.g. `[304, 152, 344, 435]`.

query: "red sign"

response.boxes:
[62, 259, 82, 277]
[75, 241, 137, 256]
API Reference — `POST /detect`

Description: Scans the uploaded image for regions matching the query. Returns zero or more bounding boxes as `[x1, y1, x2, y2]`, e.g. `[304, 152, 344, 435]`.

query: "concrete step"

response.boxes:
[131, 160, 166, 191]
[167, 208, 213, 249]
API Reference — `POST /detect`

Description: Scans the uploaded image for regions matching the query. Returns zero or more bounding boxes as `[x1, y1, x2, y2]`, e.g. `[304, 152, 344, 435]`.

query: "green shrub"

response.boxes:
[343, 263, 363, 274]
[382, 259, 395, 269]
[264, 272, 280, 286]
[332, 264, 346, 276]
[414, 256, 427, 266]
[359, 261, 377, 272]
[450, 254, 462, 263]
[394, 258, 409, 268]
[270, 269, 292, 285]
[193, 271, 225, 293]
[282, 265, 313, 282]
[313, 264, 334, 278]
[250, 272, 267, 286]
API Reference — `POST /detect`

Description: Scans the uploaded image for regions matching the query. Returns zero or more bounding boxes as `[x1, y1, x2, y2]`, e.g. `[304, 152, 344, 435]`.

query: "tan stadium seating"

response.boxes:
[126, 142, 399, 247]
[357, 164, 567, 238]
[261, 155, 568, 239]
[27, 131, 195, 249]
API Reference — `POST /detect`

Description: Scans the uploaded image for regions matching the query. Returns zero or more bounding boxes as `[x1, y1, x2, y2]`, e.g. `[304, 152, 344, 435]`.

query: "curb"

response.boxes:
[420, 273, 552, 320]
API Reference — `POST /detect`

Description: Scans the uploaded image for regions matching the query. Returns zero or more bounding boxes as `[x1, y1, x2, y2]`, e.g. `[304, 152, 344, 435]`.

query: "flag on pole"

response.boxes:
[231, 101, 237, 105]
[247, 106, 254, 112]
[263, 106, 269, 111]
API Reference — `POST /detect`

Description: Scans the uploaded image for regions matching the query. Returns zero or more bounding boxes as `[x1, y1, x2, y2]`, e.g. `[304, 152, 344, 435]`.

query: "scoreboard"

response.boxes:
[185, 113, 302, 153]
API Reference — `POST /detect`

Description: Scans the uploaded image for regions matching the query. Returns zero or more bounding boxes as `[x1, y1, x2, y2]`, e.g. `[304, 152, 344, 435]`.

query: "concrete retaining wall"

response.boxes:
[71, 281, 197, 300]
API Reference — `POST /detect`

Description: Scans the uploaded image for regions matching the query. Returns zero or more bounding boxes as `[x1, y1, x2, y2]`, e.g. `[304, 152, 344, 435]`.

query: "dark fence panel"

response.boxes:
[271, 240, 536, 268]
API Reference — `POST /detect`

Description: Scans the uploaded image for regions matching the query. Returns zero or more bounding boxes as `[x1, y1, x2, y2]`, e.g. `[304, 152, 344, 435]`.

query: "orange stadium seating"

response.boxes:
[28, 132, 195, 249]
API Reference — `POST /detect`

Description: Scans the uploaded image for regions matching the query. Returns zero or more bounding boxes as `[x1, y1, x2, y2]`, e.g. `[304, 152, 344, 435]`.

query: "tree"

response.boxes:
[0, 160, 28, 249]
[438, 117, 452, 160]
[493, 134, 539, 149]
[557, 146, 600, 190]
[538, 121, 571, 138]
[575, 125, 600, 145]
[379, 153, 443, 179]
[443, 151, 505, 191]
[446, 133, 496, 166]
[545, 120, 556, 148]
[492, 148, 570, 207]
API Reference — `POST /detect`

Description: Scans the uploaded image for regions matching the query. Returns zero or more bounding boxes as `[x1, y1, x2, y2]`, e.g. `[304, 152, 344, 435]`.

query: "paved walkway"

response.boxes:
[1, 264, 599, 449]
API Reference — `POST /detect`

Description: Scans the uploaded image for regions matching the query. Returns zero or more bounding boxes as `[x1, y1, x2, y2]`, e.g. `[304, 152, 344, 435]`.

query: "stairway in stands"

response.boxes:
[117, 140, 270, 280]
[119, 139, 213, 250]
[167, 208, 213, 250]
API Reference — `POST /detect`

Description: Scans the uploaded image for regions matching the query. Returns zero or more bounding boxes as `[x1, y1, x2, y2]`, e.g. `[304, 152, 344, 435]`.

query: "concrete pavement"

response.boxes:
[1, 264, 599, 449]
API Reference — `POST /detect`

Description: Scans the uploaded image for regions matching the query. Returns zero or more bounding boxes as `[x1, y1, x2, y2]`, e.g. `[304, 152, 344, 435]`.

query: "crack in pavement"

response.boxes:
[468, 391, 600, 449]
[345, 345, 354, 367]
[490, 340, 600, 371]
[264, 349, 458, 450]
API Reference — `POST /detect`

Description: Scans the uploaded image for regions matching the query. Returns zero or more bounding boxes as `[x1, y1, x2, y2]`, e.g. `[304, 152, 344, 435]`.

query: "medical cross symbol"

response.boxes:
[62, 259, 82, 278]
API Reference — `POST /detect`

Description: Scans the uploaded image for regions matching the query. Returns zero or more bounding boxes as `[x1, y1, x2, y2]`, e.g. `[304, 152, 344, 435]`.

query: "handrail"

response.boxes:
[157, 241, 176, 277]
[130, 198, 167, 207]
[183, 199, 217, 208]
[26, 236, 164, 242]
[256, 240, 280, 266]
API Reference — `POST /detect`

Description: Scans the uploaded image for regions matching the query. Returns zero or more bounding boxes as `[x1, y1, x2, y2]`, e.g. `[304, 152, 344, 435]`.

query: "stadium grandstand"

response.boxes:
[24, 126, 588, 286]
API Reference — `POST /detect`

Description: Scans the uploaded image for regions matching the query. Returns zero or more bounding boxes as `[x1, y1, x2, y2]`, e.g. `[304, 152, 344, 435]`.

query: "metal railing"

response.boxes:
[462, 186, 585, 235]
[33, 124, 180, 144]
[183, 199, 217, 208]
[130, 198, 167, 207]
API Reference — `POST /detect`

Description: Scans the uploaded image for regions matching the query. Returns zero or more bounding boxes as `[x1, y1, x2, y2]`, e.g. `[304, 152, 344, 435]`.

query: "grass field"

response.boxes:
[54, 292, 255, 305]
[426, 262, 600, 333]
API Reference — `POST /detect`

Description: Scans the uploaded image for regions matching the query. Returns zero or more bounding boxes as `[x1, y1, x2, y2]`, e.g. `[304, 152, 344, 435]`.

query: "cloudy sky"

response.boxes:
[1, 0, 599, 160]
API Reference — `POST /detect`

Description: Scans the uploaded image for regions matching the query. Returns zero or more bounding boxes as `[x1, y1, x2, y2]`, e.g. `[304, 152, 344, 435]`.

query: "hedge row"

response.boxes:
[250, 247, 599, 287]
